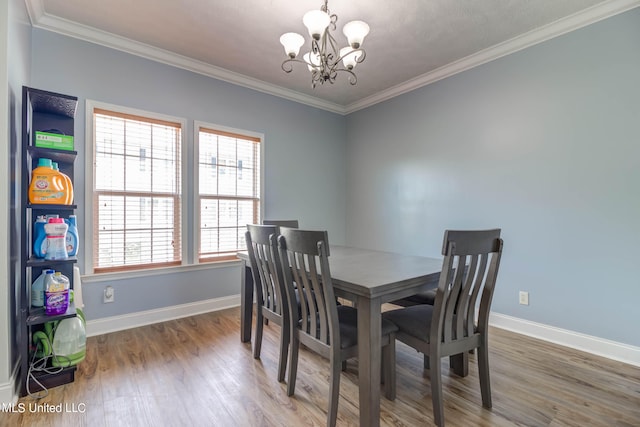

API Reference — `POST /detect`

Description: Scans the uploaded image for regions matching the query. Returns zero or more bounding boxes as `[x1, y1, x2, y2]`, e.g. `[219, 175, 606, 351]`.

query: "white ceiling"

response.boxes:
[25, 0, 640, 114]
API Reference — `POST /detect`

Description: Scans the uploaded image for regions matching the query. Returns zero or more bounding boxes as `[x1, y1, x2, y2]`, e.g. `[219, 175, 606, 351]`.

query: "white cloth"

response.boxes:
[73, 266, 84, 308]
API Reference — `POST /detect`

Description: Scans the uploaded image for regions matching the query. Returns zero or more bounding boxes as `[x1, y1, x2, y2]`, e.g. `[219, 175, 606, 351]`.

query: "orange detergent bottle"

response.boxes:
[28, 158, 72, 204]
[52, 161, 74, 204]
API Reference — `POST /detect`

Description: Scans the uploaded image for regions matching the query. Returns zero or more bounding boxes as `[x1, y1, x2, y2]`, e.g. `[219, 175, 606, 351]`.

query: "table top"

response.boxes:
[327, 246, 442, 299]
[239, 245, 443, 300]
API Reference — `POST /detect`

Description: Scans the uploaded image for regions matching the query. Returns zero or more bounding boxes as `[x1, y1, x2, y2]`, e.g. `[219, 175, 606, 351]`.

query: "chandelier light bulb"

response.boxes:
[343, 20, 370, 48]
[280, 33, 305, 58]
[303, 9, 331, 40]
[340, 47, 361, 70]
[303, 52, 321, 71]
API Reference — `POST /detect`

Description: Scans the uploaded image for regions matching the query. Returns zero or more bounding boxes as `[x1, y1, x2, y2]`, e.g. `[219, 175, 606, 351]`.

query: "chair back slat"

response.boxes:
[278, 229, 338, 348]
[455, 254, 477, 339]
[477, 249, 503, 332]
[432, 229, 503, 347]
[441, 255, 459, 343]
[246, 225, 285, 317]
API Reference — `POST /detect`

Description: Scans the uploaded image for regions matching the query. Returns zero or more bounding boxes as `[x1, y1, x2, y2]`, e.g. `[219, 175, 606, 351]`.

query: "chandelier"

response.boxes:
[279, 0, 369, 88]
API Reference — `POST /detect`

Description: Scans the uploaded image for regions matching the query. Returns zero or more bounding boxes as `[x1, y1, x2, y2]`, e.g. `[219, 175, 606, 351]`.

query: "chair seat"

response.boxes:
[392, 289, 437, 307]
[300, 306, 398, 349]
[338, 306, 399, 349]
[382, 304, 434, 343]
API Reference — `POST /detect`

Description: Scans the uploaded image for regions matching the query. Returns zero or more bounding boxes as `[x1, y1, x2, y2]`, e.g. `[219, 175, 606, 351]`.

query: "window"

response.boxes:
[91, 107, 183, 273]
[197, 123, 261, 262]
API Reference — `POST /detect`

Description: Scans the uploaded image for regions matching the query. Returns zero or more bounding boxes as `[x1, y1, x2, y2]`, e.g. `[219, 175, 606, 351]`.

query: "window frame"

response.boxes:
[194, 120, 264, 264]
[84, 100, 188, 275]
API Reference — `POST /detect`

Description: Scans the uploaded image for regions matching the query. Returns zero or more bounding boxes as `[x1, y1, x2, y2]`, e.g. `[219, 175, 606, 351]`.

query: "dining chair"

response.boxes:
[277, 228, 398, 427]
[262, 219, 299, 228]
[382, 229, 503, 427]
[245, 224, 290, 382]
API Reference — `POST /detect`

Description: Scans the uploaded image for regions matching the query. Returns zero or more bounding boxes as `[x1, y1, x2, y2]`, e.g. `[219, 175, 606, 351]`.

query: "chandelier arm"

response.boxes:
[281, 58, 314, 73]
[333, 47, 366, 66]
[326, 31, 340, 66]
[328, 13, 337, 32]
[334, 68, 358, 85]
[311, 38, 320, 55]
[310, 69, 323, 88]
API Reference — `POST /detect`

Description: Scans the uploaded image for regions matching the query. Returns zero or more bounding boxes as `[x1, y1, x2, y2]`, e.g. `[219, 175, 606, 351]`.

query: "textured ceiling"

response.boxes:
[26, 0, 639, 113]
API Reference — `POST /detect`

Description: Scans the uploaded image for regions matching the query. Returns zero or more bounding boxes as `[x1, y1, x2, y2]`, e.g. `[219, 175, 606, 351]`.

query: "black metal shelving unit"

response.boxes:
[19, 86, 79, 396]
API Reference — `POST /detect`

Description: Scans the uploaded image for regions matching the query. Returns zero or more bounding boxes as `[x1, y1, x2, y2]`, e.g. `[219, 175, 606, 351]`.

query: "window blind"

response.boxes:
[93, 108, 182, 272]
[198, 126, 260, 261]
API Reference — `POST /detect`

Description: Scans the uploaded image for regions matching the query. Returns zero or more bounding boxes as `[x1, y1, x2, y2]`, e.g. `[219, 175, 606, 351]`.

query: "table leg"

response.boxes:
[357, 295, 382, 427]
[240, 263, 253, 343]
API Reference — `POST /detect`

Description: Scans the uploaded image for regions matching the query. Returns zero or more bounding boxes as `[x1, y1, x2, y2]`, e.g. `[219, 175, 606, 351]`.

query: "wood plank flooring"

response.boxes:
[5, 306, 640, 426]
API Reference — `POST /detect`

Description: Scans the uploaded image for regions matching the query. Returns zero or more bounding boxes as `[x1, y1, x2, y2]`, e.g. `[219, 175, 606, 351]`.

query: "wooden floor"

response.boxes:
[6, 306, 640, 427]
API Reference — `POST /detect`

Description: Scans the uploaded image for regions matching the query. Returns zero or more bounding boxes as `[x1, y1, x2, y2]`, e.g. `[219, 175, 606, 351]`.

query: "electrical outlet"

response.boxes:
[519, 291, 529, 306]
[103, 285, 115, 303]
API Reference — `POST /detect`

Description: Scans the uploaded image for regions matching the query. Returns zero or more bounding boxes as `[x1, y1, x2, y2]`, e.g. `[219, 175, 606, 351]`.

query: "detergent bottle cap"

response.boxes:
[37, 158, 53, 168]
[48, 217, 64, 224]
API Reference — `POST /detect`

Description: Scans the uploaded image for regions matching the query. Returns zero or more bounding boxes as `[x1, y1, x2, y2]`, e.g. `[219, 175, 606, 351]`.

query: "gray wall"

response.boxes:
[346, 9, 640, 347]
[30, 29, 348, 320]
[2, 0, 31, 403]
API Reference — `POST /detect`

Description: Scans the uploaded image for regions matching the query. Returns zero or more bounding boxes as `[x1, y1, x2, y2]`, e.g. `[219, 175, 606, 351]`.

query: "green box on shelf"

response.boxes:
[35, 131, 74, 151]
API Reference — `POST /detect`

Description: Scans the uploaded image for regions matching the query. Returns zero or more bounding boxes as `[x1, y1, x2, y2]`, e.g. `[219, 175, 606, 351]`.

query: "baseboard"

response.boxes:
[0, 361, 19, 406]
[86, 295, 241, 337]
[490, 312, 640, 367]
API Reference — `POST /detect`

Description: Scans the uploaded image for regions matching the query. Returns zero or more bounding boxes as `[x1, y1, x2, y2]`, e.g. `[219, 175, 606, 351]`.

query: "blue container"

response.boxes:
[65, 215, 79, 257]
[33, 216, 47, 258]
[31, 270, 48, 307]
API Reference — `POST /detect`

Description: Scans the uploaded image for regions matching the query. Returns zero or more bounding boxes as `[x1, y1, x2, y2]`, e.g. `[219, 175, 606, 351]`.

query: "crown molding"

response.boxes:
[345, 0, 640, 114]
[25, 0, 347, 115]
[26, 0, 640, 116]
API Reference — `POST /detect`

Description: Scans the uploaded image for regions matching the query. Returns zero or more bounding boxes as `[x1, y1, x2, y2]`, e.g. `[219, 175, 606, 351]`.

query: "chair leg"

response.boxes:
[341, 360, 347, 371]
[450, 352, 469, 377]
[423, 354, 430, 370]
[253, 310, 264, 359]
[327, 353, 342, 427]
[430, 352, 445, 427]
[382, 338, 396, 400]
[277, 323, 289, 382]
[286, 334, 300, 396]
[477, 342, 492, 408]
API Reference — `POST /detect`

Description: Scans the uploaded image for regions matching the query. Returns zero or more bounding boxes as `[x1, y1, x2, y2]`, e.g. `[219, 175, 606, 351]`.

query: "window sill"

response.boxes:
[81, 258, 243, 283]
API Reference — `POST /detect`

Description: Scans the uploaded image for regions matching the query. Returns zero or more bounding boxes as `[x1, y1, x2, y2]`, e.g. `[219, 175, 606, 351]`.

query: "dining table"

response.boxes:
[238, 245, 443, 427]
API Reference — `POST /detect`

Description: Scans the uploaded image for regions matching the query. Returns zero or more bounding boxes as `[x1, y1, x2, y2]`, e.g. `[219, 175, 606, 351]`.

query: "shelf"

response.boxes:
[26, 366, 76, 394]
[26, 256, 77, 267]
[27, 301, 76, 326]
[27, 146, 77, 163]
[27, 88, 77, 118]
[27, 203, 77, 211]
